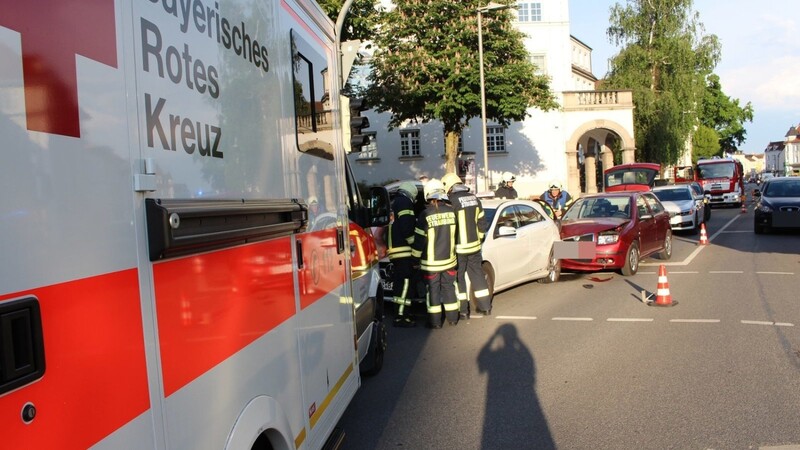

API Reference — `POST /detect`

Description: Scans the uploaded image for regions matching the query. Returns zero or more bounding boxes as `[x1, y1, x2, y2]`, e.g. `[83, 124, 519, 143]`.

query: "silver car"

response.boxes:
[652, 184, 707, 234]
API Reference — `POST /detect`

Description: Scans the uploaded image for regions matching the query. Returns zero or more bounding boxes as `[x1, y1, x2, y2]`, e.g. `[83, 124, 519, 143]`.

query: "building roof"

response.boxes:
[765, 141, 785, 152]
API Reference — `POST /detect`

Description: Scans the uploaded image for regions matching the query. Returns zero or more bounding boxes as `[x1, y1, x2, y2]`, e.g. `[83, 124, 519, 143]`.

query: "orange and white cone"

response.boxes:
[741, 201, 747, 214]
[650, 264, 677, 307]
[698, 223, 709, 246]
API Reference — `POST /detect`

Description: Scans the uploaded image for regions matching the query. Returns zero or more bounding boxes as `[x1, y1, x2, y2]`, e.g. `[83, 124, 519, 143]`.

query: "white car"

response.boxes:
[474, 198, 562, 298]
[379, 197, 561, 305]
[652, 184, 706, 234]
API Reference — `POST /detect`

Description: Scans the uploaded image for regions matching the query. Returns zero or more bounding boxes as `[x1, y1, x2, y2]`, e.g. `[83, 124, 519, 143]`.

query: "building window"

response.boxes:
[487, 126, 506, 153]
[357, 132, 378, 159]
[529, 53, 546, 75]
[517, 3, 541, 22]
[400, 130, 420, 157]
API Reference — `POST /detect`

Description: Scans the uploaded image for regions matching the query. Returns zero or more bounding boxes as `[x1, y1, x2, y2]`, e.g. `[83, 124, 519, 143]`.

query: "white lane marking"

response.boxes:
[495, 316, 537, 320]
[669, 319, 721, 323]
[756, 271, 795, 275]
[642, 214, 741, 267]
[665, 271, 699, 274]
[607, 318, 654, 322]
[740, 320, 794, 327]
[720, 230, 752, 233]
[709, 270, 744, 274]
[759, 444, 800, 449]
[552, 317, 593, 321]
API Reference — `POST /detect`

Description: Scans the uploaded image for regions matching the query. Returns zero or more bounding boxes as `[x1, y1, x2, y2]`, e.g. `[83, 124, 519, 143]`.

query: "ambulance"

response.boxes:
[0, 0, 389, 448]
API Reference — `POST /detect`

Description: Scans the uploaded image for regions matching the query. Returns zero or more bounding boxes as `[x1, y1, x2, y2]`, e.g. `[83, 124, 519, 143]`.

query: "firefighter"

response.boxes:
[411, 178, 459, 328]
[541, 180, 573, 219]
[494, 172, 518, 199]
[387, 181, 419, 327]
[442, 172, 491, 317]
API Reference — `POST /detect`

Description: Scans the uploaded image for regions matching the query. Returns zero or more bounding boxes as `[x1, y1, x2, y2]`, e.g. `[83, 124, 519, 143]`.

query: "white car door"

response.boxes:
[485, 204, 529, 289]
[514, 204, 553, 277]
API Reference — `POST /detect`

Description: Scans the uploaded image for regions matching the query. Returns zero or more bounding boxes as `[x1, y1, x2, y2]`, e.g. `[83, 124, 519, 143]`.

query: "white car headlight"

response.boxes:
[758, 204, 772, 213]
[597, 233, 619, 245]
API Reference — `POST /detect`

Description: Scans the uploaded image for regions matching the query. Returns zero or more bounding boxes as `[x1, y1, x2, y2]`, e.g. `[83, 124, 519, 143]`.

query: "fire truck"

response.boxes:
[0, 0, 389, 448]
[682, 157, 746, 207]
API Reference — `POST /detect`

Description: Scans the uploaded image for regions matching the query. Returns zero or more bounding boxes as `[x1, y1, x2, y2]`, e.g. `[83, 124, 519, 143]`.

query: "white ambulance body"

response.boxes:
[0, 0, 387, 448]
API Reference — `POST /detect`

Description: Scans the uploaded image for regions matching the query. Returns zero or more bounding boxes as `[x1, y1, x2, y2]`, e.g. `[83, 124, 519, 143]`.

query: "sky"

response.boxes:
[569, 0, 800, 153]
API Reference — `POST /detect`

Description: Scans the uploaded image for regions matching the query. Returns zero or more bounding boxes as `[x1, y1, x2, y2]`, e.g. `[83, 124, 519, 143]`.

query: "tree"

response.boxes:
[364, 0, 558, 174]
[697, 74, 754, 152]
[692, 125, 720, 161]
[318, 0, 381, 42]
[604, 0, 720, 166]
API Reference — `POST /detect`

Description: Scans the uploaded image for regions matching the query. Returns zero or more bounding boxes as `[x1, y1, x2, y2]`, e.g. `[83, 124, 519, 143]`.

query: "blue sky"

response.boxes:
[569, 0, 800, 153]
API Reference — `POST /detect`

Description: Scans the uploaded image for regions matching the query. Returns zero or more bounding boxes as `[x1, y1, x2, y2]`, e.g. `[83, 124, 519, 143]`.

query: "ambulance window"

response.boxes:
[290, 30, 333, 161]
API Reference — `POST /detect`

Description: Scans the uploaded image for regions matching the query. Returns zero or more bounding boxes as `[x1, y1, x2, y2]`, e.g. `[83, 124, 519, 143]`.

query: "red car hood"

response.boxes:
[560, 218, 630, 238]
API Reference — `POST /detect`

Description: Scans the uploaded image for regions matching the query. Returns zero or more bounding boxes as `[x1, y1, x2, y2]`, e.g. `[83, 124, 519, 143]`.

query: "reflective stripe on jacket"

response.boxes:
[448, 187, 486, 255]
[387, 193, 416, 260]
[411, 202, 457, 272]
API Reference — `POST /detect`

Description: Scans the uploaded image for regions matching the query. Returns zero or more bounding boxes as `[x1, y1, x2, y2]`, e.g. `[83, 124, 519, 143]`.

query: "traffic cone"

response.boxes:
[650, 264, 677, 307]
[698, 223, 709, 246]
[741, 201, 747, 214]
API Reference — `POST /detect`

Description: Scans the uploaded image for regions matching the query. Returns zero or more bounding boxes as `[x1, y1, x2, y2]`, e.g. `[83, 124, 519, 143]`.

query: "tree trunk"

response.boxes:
[444, 130, 460, 174]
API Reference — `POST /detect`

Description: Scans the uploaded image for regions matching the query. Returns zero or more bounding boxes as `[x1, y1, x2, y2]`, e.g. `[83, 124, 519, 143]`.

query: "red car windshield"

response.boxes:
[563, 197, 632, 220]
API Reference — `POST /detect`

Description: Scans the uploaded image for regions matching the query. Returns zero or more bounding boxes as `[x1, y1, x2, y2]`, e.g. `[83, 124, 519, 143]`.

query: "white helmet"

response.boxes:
[423, 178, 447, 201]
[502, 172, 516, 183]
[548, 180, 562, 190]
[398, 181, 418, 199]
[441, 172, 463, 192]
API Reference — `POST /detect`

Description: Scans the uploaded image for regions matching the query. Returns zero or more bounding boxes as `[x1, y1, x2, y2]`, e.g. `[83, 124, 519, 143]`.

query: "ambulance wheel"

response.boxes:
[360, 320, 387, 377]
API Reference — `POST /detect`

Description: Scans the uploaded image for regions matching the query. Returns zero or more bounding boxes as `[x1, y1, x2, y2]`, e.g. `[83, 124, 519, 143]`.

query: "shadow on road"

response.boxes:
[478, 323, 555, 449]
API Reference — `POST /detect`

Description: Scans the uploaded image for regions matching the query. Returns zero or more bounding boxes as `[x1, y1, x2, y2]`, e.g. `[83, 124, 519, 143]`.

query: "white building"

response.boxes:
[348, 0, 636, 198]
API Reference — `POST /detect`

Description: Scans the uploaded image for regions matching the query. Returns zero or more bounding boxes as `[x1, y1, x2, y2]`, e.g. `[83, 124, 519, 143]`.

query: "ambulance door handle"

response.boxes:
[0, 297, 45, 397]
[296, 239, 304, 269]
[336, 227, 346, 254]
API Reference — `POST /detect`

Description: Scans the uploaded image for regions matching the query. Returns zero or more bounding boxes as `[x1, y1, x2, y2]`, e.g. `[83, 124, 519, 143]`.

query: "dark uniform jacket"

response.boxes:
[411, 202, 457, 272]
[448, 185, 487, 255]
[387, 191, 416, 260]
[494, 184, 518, 199]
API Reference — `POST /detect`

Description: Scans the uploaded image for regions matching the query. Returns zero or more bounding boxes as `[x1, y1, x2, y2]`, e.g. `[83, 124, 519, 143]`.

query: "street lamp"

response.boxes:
[477, 1, 515, 192]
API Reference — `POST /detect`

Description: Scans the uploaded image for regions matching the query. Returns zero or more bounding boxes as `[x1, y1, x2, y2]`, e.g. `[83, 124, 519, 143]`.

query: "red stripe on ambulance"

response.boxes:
[0, 269, 149, 449]
[154, 239, 297, 397]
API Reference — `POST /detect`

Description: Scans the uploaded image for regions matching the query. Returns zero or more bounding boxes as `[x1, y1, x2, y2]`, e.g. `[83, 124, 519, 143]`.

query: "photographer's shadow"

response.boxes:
[478, 324, 555, 449]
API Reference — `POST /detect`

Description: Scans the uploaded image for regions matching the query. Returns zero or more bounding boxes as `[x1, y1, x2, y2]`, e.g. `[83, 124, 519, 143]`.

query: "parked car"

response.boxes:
[687, 181, 712, 222]
[479, 198, 562, 294]
[753, 177, 800, 234]
[652, 184, 706, 234]
[379, 197, 561, 305]
[559, 192, 672, 276]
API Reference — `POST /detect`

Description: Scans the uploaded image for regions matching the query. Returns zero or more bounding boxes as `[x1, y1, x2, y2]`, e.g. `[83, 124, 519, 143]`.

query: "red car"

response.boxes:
[559, 192, 672, 276]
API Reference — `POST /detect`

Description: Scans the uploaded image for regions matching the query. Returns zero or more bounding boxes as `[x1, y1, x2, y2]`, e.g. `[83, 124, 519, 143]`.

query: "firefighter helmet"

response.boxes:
[397, 181, 418, 200]
[549, 180, 562, 190]
[441, 173, 463, 192]
[424, 178, 447, 201]
[501, 172, 516, 183]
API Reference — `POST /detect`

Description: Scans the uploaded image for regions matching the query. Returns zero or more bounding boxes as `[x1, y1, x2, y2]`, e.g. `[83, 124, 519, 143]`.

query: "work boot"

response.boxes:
[459, 312, 470, 320]
[393, 316, 416, 328]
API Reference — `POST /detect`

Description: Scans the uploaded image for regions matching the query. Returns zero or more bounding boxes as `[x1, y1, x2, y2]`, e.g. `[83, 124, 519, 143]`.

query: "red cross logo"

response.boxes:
[0, 1, 118, 137]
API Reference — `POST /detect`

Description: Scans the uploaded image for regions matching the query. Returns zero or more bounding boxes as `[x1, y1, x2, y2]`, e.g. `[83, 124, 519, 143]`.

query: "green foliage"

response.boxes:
[604, 0, 720, 166]
[697, 74, 754, 152]
[692, 125, 721, 161]
[318, 0, 382, 42]
[365, 0, 558, 172]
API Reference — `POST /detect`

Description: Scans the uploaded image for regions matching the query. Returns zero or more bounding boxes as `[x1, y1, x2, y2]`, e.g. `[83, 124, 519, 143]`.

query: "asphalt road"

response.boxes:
[337, 194, 800, 450]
